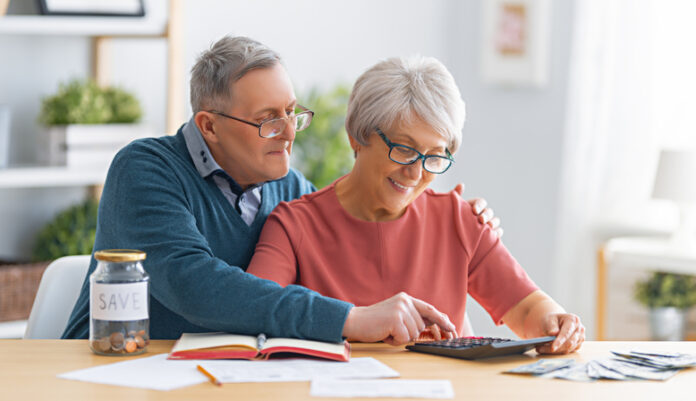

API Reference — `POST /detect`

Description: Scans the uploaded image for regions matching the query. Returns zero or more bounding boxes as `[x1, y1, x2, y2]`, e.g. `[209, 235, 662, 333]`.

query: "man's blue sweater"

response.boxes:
[62, 127, 352, 341]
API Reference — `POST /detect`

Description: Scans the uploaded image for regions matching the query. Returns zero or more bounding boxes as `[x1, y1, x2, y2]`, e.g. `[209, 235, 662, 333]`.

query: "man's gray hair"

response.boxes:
[190, 36, 282, 113]
[345, 56, 465, 154]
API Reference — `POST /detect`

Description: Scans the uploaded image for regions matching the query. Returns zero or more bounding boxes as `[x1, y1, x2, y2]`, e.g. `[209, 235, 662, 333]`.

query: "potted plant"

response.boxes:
[0, 198, 98, 323]
[634, 272, 696, 340]
[32, 198, 98, 262]
[292, 85, 354, 189]
[38, 79, 150, 168]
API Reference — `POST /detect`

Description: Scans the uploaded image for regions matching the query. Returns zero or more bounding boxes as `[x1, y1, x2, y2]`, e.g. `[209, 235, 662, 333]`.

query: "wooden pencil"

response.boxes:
[197, 364, 222, 386]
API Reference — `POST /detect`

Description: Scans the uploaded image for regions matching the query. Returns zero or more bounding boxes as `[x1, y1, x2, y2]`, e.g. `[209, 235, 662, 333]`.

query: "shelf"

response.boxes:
[0, 15, 166, 36]
[0, 166, 108, 188]
[0, 0, 167, 36]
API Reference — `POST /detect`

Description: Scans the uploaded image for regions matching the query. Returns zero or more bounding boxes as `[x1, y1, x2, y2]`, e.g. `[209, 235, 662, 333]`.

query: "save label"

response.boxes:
[90, 282, 148, 321]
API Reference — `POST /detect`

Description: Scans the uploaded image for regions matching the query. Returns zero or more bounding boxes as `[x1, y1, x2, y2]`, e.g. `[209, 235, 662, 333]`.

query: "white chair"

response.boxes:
[23, 255, 91, 339]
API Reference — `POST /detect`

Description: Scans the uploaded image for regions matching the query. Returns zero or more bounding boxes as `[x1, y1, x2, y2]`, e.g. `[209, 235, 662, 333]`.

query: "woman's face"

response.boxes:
[353, 116, 450, 219]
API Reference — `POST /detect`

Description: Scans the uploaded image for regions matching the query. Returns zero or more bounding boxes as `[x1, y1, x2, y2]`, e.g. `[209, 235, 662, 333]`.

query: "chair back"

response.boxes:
[23, 255, 91, 339]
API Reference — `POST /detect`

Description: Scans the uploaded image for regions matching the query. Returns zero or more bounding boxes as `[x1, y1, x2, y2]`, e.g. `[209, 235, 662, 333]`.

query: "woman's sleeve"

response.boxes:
[452, 194, 539, 325]
[247, 204, 300, 287]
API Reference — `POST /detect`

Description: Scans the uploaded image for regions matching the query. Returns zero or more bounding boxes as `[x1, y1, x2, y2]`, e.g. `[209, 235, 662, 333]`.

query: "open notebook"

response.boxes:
[168, 332, 350, 362]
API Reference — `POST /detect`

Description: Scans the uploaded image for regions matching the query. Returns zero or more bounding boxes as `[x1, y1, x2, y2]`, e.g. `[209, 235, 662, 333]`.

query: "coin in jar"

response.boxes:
[93, 337, 111, 352]
[110, 331, 125, 351]
[125, 338, 137, 353]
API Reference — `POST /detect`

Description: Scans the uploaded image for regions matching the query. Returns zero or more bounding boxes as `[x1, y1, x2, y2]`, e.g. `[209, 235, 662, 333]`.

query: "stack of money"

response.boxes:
[505, 350, 696, 382]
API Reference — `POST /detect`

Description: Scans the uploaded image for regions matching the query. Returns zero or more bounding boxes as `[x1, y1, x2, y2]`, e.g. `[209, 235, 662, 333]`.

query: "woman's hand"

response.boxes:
[502, 291, 584, 354]
[535, 313, 585, 354]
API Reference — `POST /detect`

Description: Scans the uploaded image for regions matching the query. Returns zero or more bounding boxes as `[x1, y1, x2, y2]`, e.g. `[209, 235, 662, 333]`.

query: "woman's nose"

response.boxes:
[403, 160, 423, 180]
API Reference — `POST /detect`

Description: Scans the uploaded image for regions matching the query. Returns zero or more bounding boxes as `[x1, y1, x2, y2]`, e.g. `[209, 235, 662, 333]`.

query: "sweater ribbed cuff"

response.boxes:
[308, 295, 354, 343]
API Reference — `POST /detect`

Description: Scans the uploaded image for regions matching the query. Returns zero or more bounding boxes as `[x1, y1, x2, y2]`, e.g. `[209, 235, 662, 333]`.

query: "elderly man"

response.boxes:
[62, 36, 495, 344]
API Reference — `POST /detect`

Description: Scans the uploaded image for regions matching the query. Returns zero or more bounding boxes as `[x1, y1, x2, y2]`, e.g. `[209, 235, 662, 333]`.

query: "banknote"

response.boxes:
[540, 362, 595, 382]
[503, 350, 694, 383]
[586, 359, 629, 380]
[506, 359, 575, 375]
[598, 358, 681, 381]
[611, 350, 696, 369]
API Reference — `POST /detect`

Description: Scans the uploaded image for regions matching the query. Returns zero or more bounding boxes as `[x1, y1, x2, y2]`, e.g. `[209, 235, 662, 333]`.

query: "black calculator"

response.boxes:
[406, 336, 556, 360]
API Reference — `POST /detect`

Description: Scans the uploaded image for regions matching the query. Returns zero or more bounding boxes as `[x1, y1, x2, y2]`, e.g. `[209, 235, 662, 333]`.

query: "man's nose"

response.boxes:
[275, 119, 296, 142]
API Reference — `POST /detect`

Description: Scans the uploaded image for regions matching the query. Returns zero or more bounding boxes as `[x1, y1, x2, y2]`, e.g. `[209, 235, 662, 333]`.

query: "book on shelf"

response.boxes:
[168, 332, 350, 362]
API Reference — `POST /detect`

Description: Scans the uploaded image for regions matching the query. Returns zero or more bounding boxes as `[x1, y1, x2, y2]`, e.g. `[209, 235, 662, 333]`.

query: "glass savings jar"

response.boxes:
[90, 250, 150, 356]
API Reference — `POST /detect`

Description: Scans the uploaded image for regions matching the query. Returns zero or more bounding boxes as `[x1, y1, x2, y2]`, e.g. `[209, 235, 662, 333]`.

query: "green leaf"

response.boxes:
[32, 199, 99, 261]
[634, 272, 696, 309]
[292, 84, 354, 189]
[39, 79, 142, 125]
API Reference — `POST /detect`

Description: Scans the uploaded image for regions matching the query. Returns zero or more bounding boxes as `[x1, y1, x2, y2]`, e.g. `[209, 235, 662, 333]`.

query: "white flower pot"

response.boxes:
[649, 307, 687, 341]
[39, 124, 153, 168]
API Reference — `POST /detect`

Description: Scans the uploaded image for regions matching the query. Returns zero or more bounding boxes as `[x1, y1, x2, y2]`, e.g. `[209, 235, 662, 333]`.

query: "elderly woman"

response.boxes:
[248, 56, 584, 354]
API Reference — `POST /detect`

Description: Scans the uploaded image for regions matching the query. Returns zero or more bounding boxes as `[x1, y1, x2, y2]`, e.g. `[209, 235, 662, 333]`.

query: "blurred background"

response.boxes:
[1, 0, 696, 341]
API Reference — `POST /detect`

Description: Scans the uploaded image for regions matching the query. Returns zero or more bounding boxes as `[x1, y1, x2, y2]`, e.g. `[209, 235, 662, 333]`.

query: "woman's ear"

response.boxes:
[194, 111, 219, 144]
[347, 135, 360, 158]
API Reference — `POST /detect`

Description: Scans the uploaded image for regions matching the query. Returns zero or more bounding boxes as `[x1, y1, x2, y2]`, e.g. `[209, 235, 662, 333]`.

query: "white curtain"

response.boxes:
[552, 0, 658, 338]
[553, 0, 696, 338]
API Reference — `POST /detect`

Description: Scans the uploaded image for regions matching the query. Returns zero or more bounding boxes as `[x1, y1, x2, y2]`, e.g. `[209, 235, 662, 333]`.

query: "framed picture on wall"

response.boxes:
[481, 0, 551, 87]
[38, 0, 145, 17]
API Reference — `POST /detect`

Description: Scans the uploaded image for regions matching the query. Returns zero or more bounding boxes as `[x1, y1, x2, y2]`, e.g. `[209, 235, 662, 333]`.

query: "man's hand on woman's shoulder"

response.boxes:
[452, 183, 503, 238]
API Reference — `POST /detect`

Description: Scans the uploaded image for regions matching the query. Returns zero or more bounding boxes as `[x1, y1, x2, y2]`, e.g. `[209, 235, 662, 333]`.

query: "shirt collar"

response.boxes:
[182, 116, 223, 179]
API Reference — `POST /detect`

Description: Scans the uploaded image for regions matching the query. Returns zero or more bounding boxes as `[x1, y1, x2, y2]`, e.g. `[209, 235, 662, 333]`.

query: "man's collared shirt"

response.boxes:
[181, 117, 262, 225]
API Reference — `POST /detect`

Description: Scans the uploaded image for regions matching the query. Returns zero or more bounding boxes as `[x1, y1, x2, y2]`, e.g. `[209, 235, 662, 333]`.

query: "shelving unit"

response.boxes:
[0, 0, 183, 189]
[596, 236, 696, 341]
[0, 166, 108, 188]
[0, 0, 185, 328]
[0, 14, 166, 36]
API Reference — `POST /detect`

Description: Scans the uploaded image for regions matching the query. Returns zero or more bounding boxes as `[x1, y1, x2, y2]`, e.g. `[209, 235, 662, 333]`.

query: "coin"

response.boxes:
[110, 331, 125, 351]
[125, 338, 137, 353]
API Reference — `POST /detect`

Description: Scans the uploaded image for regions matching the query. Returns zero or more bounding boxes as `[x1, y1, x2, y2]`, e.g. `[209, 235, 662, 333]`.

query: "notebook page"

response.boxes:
[171, 332, 258, 353]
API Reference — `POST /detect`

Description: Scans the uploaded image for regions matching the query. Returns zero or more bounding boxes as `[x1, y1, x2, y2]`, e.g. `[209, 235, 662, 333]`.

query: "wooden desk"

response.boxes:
[3, 340, 696, 400]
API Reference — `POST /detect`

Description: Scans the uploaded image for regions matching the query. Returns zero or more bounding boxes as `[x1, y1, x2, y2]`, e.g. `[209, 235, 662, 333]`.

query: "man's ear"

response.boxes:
[194, 111, 219, 144]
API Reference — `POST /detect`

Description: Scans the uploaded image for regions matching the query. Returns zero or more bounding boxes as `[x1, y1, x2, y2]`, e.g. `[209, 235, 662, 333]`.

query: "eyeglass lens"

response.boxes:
[260, 112, 312, 138]
[389, 146, 451, 173]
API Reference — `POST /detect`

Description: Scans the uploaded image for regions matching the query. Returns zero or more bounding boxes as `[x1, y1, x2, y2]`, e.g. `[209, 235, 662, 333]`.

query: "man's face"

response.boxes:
[204, 63, 297, 188]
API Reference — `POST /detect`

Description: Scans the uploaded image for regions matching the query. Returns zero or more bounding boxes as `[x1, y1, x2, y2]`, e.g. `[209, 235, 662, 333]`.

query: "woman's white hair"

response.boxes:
[345, 56, 465, 154]
[190, 35, 282, 114]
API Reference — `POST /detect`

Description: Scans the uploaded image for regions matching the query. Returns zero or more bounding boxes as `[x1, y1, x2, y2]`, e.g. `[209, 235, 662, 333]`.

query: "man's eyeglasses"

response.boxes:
[208, 105, 314, 138]
[376, 127, 454, 174]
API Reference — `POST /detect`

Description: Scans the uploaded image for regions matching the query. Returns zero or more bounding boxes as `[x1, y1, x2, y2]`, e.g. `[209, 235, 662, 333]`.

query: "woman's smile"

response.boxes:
[388, 177, 414, 193]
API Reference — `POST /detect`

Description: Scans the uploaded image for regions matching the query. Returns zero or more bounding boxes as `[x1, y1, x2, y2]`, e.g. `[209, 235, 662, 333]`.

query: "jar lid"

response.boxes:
[94, 249, 146, 262]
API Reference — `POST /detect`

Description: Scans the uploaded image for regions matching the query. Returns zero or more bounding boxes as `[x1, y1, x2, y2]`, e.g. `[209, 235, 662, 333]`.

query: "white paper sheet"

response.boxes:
[57, 353, 207, 391]
[310, 379, 454, 399]
[199, 357, 399, 383]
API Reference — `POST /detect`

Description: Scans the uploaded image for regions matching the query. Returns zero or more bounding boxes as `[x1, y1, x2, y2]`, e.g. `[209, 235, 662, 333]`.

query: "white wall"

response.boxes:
[0, 0, 577, 336]
[181, 0, 453, 104]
